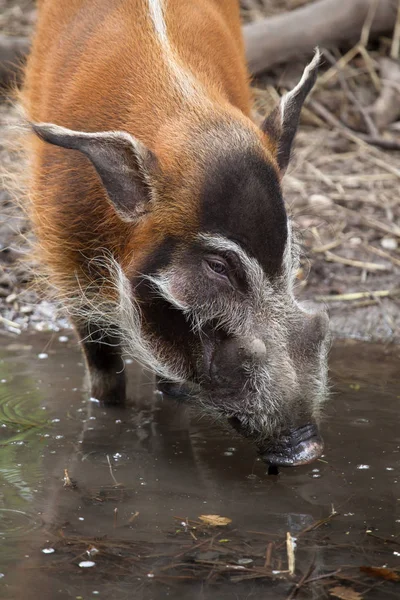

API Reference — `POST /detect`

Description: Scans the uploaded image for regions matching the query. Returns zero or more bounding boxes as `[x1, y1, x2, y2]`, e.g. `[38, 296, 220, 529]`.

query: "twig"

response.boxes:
[0, 315, 21, 329]
[106, 454, 121, 487]
[317, 45, 360, 88]
[364, 243, 400, 267]
[357, 134, 400, 150]
[312, 239, 345, 253]
[128, 511, 140, 524]
[286, 557, 316, 600]
[315, 289, 400, 302]
[286, 532, 296, 576]
[303, 569, 342, 585]
[391, 0, 400, 59]
[322, 48, 378, 137]
[63, 468, 75, 488]
[366, 531, 400, 546]
[352, 299, 380, 308]
[264, 542, 273, 568]
[342, 206, 400, 237]
[298, 509, 339, 535]
[309, 98, 400, 155]
[360, 0, 380, 47]
[357, 43, 381, 92]
[325, 251, 390, 271]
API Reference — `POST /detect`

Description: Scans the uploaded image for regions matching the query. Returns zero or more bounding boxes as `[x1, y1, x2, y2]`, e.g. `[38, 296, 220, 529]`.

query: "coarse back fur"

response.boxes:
[23, 0, 259, 295]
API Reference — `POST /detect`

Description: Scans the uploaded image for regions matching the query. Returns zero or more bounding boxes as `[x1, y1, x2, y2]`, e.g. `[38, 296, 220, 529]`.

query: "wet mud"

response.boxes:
[0, 333, 399, 599]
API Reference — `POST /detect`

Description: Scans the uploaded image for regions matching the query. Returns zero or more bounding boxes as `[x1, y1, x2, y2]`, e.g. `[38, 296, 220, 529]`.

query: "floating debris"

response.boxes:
[198, 515, 232, 527]
[329, 586, 363, 600]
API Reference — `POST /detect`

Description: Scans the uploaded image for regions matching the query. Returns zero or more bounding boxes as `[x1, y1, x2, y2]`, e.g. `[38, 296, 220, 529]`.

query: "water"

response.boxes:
[0, 334, 399, 599]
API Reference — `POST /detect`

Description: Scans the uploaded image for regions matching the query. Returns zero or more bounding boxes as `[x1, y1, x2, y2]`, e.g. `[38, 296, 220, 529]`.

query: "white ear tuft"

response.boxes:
[261, 48, 321, 173]
[280, 48, 321, 122]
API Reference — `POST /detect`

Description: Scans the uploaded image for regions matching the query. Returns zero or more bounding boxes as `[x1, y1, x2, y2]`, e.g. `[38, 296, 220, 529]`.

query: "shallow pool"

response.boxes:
[0, 333, 399, 599]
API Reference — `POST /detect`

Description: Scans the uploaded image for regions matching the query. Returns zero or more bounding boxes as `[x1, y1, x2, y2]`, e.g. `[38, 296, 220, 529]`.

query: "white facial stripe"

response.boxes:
[148, 0, 169, 46]
[147, 0, 202, 99]
[282, 218, 293, 281]
[144, 273, 189, 312]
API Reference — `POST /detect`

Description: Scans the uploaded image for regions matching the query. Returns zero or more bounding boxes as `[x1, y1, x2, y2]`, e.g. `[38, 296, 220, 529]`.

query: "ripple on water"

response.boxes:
[0, 388, 48, 431]
[0, 509, 42, 538]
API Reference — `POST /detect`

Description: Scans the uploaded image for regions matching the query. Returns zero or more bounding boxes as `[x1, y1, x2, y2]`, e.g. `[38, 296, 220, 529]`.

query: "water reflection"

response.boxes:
[0, 333, 398, 599]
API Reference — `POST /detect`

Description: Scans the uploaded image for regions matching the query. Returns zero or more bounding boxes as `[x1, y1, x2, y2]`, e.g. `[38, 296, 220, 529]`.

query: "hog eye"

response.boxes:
[205, 257, 228, 277]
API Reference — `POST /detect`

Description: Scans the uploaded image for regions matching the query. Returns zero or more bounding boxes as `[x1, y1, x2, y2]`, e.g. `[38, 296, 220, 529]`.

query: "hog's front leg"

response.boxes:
[74, 320, 126, 405]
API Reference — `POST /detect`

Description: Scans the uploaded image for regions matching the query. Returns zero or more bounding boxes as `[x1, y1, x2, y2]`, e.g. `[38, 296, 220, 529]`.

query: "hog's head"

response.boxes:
[33, 51, 329, 467]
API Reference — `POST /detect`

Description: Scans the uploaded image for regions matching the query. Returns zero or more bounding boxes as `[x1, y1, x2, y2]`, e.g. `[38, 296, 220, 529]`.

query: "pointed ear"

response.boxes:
[261, 49, 321, 174]
[31, 123, 160, 222]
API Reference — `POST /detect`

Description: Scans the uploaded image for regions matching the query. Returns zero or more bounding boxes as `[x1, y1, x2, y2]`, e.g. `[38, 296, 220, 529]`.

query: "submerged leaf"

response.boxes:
[329, 586, 363, 600]
[198, 515, 232, 527]
[360, 566, 400, 581]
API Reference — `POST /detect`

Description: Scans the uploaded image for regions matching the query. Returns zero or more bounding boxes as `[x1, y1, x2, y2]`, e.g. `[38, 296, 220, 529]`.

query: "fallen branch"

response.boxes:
[243, 0, 398, 75]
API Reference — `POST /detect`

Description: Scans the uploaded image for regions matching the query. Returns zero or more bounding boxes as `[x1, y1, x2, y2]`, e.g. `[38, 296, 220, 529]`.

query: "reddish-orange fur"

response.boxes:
[22, 0, 275, 296]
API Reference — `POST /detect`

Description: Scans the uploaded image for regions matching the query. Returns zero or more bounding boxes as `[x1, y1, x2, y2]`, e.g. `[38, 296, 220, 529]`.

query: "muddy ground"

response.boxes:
[0, 0, 399, 342]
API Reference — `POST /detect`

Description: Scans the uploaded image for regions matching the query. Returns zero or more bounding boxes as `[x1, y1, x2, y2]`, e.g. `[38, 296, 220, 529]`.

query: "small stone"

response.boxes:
[308, 194, 332, 208]
[237, 558, 253, 565]
[5, 293, 17, 303]
[349, 237, 362, 246]
[79, 561, 95, 568]
[381, 237, 398, 251]
[42, 548, 55, 554]
[20, 306, 34, 314]
[0, 273, 12, 287]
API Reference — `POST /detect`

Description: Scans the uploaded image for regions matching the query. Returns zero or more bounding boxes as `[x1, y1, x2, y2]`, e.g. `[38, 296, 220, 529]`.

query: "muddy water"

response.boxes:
[0, 334, 399, 600]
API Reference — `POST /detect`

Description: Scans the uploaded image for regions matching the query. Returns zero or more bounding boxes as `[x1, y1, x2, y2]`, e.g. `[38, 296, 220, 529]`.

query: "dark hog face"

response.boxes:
[135, 152, 330, 467]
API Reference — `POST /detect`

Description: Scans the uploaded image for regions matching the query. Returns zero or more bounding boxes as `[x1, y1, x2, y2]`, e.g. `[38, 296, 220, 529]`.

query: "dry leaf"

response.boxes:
[360, 566, 400, 582]
[198, 514, 232, 527]
[329, 586, 363, 600]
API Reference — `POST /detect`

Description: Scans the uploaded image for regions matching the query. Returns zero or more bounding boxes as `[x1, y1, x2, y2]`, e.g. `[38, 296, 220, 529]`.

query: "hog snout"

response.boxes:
[209, 336, 266, 386]
[259, 424, 324, 467]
